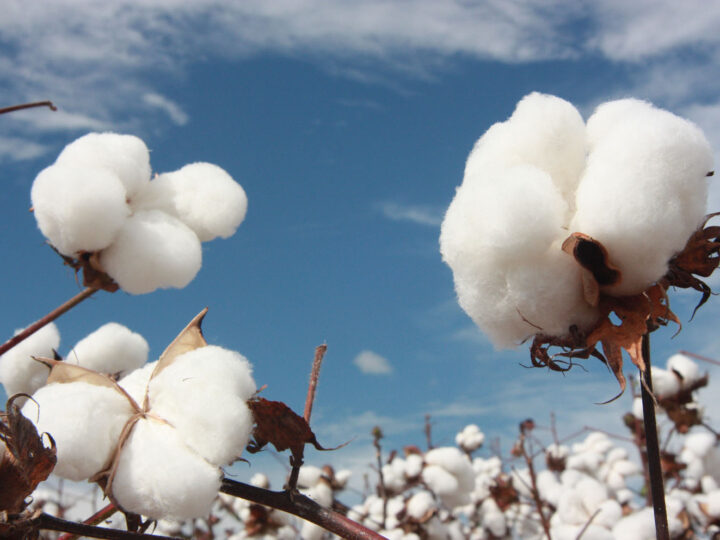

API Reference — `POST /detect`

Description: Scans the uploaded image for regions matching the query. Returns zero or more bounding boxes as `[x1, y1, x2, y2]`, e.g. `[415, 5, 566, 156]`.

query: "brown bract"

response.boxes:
[54, 249, 119, 292]
[0, 396, 57, 514]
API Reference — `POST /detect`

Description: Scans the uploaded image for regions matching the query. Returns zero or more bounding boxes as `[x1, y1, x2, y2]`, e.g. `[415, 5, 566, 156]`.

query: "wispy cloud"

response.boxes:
[377, 201, 443, 227]
[143, 93, 189, 126]
[353, 350, 393, 375]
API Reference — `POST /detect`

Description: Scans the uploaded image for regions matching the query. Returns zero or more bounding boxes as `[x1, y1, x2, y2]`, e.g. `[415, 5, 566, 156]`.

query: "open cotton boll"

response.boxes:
[666, 353, 701, 388]
[55, 133, 151, 199]
[422, 447, 474, 507]
[0, 322, 59, 397]
[651, 367, 681, 399]
[100, 210, 202, 294]
[463, 92, 586, 202]
[22, 381, 134, 481]
[111, 417, 221, 520]
[573, 102, 713, 295]
[406, 490, 435, 520]
[31, 164, 129, 256]
[67, 323, 149, 375]
[147, 345, 256, 466]
[133, 163, 247, 242]
[117, 361, 157, 405]
[455, 424, 484, 452]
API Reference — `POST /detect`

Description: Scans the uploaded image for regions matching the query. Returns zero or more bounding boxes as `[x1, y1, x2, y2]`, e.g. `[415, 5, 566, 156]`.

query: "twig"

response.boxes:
[0, 101, 57, 115]
[372, 426, 388, 529]
[58, 503, 118, 540]
[33, 512, 178, 539]
[304, 344, 327, 423]
[640, 333, 670, 540]
[517, 426, 552, 540]
[574, 508, 601, 540]
[424, 414, 433, 450]
[0, 287, 98, 357]
[221, 479, 386, 540]
[678, 350, 720, 367]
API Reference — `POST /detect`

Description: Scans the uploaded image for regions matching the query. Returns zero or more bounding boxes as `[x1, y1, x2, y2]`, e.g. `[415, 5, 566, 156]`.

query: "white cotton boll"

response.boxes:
[383, 457, 407, 492]
[148, 345, 256, 466]
[537, 470, 563, 506]
[385, 496, 405, 529]
[463, 92, 586, 201]
[666, 353, 701, 388]
[480, 498, 506, 538]
[632, 397, 644, 419]
[303, 480, 333, 507]
[422, 466, 459, 501]
[0, 322, 59, 397]
[612, 507, 655, 540]
[22, 381, 134, 481]
[651, 367, 681, 398]
[111, 418, 221, 520]
[574, 101, 713, 295]
[56, 133, 151, 199]
[67, 323, 149, 376]
[422, 448, 474, 508]
[297, 465, 324, 488]
[706, 490, 720, 517]
[702, 475, 719, 493]
[31, 164, 129, 256]
[551, 524, 614, 540]
[407, 490, 435, 519]
[585, 99, 656, 149]
[133, 163, 247, 242]
[405, 453, 424, 479]
[250, 473, 270, 489]
[117, 361, 156, 405]
[456, 424, 485, 452]
[100, 210, 202, 294]
[335, 469, 352, 488]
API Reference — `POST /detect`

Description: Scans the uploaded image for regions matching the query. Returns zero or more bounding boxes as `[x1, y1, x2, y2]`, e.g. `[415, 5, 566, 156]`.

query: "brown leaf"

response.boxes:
[562, 233, 622, 292]
[0, 396, 56, 513]
[53, 248, 119, 293]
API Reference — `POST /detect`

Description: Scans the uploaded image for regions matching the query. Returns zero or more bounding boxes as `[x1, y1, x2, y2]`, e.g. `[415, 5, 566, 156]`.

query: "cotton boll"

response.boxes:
[666, 353, 701, 388]
[0, 322, 60, 397]
[31, 164, 129, 256]
[612, 507, 655, 539]
[100, 210, 202, 294]
[574, 102, 713, 295]
[67, 323, 149, 375]
[651, 367, 681, 398]
[111, 417, 221, 520]
[148, 345, 256, 466]
[456, 424, 485, 452]
[585, 99, 656, 149]
[133, 163, 247, 242]
[297, 465, 324, 489]
[117, 361, 157, 405]
[22, 381, 134, 481]
[423, 447, 474, 508]
[404, 453, 424, 479]
[56, 133, 151, 199]
[407, 490, 435, 519]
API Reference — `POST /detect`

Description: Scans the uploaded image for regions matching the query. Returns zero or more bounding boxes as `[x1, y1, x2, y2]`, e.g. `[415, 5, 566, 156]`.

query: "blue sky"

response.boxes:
[2, 1, 720, 484]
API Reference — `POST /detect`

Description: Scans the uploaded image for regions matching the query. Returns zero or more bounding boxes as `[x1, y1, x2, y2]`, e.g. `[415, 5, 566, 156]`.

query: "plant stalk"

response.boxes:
[640, 333, 670, 540]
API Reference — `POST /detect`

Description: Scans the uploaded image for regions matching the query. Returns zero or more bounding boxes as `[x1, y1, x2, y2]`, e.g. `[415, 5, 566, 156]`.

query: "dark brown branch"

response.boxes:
[33, 512, 178, 540]
[0, 287, 98, 357]
[220, 478, 385, 540]
[58, 503, 118, 540]
[0, 101, 57, 115]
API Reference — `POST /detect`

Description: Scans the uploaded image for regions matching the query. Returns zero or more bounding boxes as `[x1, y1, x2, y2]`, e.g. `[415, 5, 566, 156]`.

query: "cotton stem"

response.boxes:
[32, 512, 178, 540]
[0, 287, 98, 357]
[58, 503, 118, 540]
[640, 333, 670, 540]
[0, 101, 57, 115]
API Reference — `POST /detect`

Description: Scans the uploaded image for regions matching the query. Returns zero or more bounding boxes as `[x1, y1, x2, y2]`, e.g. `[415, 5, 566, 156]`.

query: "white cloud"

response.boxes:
[377, 201, 443, 227]
[0, 137, 49, 162]
[353, 350, 393, 375]
[143, 93, 189, 126]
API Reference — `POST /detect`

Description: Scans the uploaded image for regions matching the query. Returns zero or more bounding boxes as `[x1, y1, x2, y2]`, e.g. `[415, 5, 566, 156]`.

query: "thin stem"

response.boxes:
[304, 344, 327, 423]
[424, 414, 433, 450]
[58, 503, 118, 540]
[372, 426, 387, 529]
[0, 101, 57, 115]
[517, 431, 551, 540]
[221, 479, 386, 540]
[640, 333, 670, 540]
[678, 349, 720, 367]
[0, 287, 98, 357]
[33, 512, 178, 540]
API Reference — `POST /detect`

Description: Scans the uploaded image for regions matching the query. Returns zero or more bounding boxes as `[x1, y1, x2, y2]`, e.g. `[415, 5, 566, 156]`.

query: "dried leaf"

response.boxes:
[562, 232, 622, 288]
[53, 248, 119, 292]
[0, 396, 56, 513]
[151, 308, 209, 381]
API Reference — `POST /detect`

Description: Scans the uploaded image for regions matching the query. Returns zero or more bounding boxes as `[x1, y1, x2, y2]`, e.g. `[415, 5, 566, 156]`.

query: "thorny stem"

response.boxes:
[0, 101, 57, 116]
[0, 287, 98, 357]
[31, 512, 178, 540]
[372, 426, 388, 529]
[221, 479, 386, 540]
[517, 431, 552, 540]
[640, 333, 670, 540]
[304, 344, 327, 423]
[58, 503, 118, 540]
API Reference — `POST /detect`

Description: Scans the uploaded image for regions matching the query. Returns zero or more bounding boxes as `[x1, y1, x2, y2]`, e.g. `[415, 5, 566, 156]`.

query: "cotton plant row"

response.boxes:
[31, 132, 247, 294]
[440, 93, 715, 351]
[12, 310, 257, 522]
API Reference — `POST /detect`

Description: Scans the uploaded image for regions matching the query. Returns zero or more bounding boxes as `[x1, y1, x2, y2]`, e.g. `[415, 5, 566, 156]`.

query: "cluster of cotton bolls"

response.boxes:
[440, 93, 714, 347]
[0, 321, 147, 398]
[31, 132, 248, 294]
[15, 327, 256, 521]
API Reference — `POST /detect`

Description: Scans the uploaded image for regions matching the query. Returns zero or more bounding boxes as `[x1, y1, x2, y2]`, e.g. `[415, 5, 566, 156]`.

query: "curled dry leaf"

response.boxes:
[53, 248, 119, 292]
[562, 232, 621, 306]
[0, 395, 57, 513]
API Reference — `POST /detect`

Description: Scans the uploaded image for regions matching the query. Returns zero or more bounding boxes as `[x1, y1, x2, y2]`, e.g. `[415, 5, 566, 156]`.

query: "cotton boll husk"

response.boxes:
[100, 210, 202, 294]
[463, 92, 586, 202]
[67, 323, 149, 375]
[574, 102, 713, 295]
[666, 353, 701, 388]
[133, 163, 247, 242]
[117, 361, 157, 405]
[31, 164, 129, 256]
[55, 133, 151, 199]
[111, 417, 221, 520]
[0, 322, 59, 397]
[22, 381, 134, 481]
[147, 345, 256, 466]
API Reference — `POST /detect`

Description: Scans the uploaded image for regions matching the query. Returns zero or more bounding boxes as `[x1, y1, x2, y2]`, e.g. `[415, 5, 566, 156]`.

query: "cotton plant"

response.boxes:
[31, 132, 248, 294]
[20, 309, 257, 521]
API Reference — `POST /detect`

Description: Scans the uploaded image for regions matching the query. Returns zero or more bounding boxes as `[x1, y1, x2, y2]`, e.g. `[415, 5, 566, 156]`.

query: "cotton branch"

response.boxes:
[221, 479, 386, 540]
[23, 512, 178, 540]
[0, 101, 56, 116]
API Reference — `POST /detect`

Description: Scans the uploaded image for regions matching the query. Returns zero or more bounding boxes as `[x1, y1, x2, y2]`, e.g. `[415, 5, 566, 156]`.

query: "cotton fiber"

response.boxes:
[67, 322, 149, 375]
[441, 93, 713, 347]
[0, 322, 60, 397]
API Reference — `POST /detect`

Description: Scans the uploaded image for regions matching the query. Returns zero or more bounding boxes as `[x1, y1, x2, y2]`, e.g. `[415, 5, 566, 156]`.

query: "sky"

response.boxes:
[2, 0, 720, 490]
